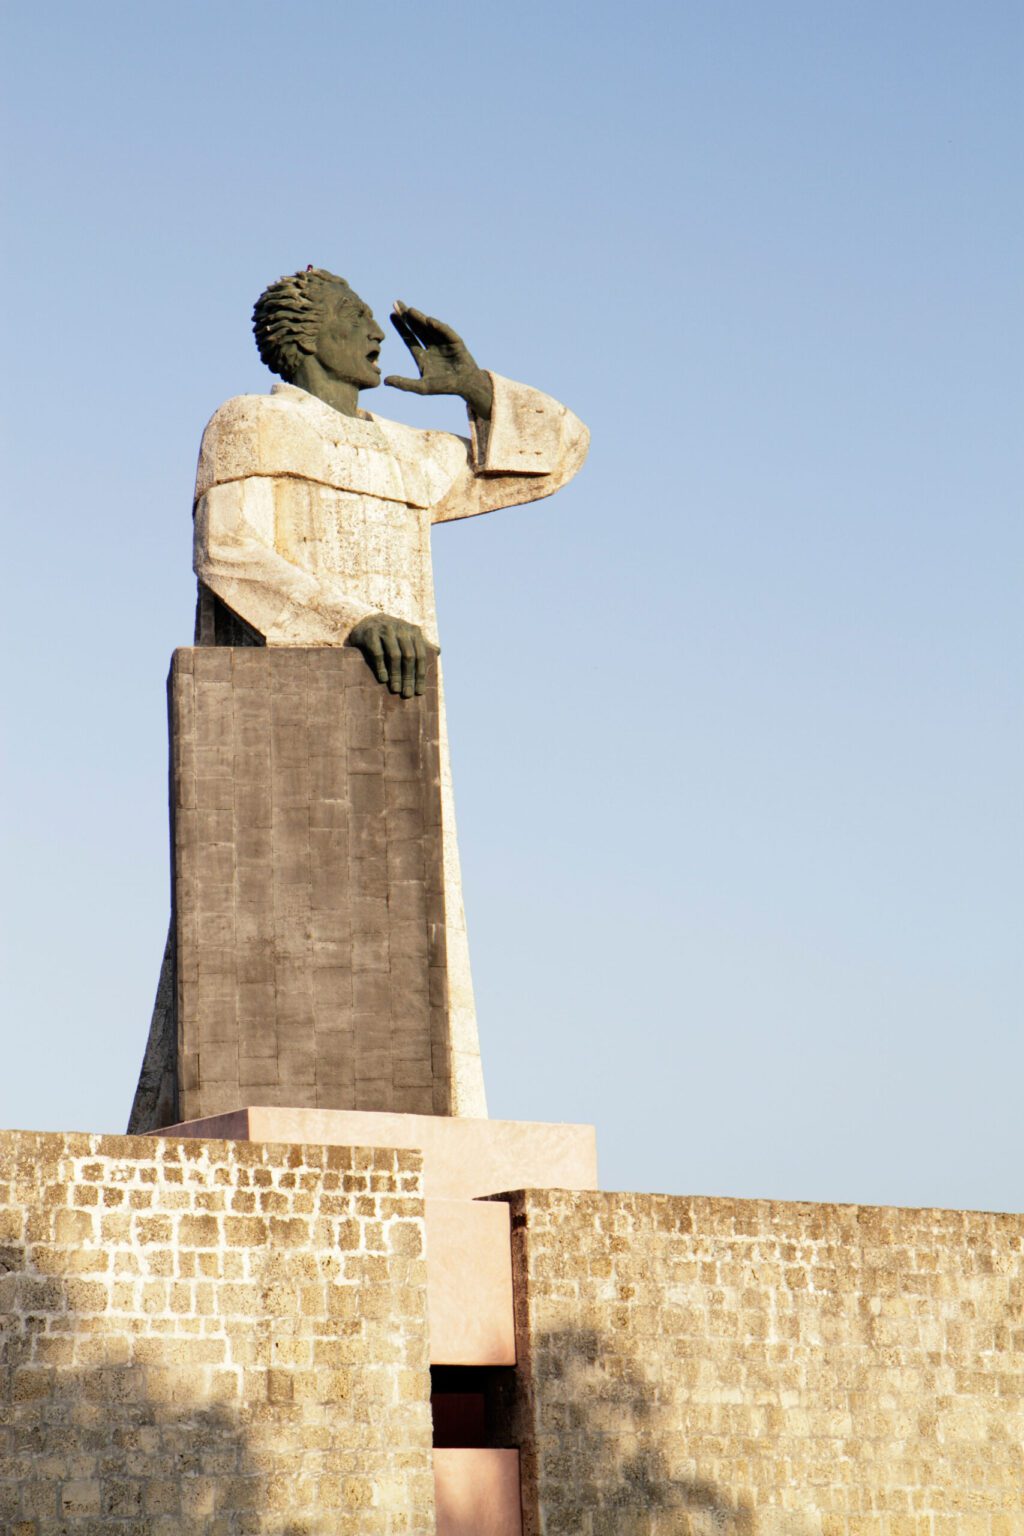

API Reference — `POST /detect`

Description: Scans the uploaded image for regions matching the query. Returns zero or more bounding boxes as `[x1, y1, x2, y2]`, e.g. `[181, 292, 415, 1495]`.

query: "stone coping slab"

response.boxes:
[160, 1105, 598, 1201]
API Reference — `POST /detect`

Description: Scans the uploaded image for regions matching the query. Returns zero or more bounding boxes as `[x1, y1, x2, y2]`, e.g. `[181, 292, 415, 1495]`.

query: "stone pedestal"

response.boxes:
[130, 646, 452, 1128]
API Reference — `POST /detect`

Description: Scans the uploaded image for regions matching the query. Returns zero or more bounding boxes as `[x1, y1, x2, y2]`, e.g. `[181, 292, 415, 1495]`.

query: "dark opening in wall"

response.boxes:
[430, 1365, 517, 1449]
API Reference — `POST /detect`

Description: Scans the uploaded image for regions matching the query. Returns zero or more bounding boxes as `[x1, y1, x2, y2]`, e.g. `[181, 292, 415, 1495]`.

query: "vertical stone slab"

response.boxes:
[434, 1449, 523, 1536]
[165, 646, 449, 1123]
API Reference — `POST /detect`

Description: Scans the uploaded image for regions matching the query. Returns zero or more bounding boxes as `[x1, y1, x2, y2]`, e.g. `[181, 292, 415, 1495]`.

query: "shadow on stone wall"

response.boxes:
[508, 1325, 755, 1536]
[1, 1241, 317, 1536]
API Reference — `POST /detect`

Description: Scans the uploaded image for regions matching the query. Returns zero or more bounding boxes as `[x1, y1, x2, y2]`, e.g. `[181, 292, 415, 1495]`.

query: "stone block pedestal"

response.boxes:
[131, 646, 453, 1129]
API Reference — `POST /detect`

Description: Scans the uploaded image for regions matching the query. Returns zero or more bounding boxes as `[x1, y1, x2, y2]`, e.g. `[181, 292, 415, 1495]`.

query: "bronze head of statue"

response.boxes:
[252, 268, 385, 415]
[252, 266, 495, 425]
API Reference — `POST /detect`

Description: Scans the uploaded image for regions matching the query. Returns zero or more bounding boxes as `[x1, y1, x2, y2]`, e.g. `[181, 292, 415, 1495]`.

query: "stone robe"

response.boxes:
[192, 373, 589, 1116]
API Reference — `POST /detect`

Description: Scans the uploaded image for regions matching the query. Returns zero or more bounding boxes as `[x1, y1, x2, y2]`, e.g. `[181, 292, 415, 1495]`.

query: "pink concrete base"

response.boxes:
[434, 1449, 522, 1536]
[160, 1106, 598, 1200]
[426, 1199, 515, 1366]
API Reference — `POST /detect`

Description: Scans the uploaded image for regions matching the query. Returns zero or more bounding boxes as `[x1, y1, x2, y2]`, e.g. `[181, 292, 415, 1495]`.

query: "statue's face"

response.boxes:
[314, 289, 385, 390]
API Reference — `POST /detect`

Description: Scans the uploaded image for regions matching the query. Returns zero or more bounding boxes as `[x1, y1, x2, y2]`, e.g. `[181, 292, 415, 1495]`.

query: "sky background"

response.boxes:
[2, 1, 1020, 1213]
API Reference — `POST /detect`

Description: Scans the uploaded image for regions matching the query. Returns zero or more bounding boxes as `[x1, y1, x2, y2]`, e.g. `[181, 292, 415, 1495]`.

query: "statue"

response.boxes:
[192, 268, 589, 1116]
[130, 267, 588, 1132]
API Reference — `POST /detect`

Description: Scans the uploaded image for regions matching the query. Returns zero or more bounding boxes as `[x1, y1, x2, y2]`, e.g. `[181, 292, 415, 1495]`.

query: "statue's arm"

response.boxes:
[381, 307, 588, 522]
[194, 477, 377, 644]
[430, 373, 590, 525]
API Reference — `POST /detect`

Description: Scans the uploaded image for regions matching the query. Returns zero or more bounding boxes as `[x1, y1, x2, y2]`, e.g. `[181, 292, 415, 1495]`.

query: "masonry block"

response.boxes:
[130, 648, 450, 1128]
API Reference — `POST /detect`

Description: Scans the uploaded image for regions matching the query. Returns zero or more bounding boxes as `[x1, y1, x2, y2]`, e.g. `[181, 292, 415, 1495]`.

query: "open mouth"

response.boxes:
[366, 347, 381, 367]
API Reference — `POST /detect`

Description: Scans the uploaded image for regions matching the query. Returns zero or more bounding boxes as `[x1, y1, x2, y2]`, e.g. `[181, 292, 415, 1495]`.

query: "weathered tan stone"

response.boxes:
[12, 1122, 1016, 1529]
[0, 1127, 434, 1536]
[502, 1188, 1024, 1533]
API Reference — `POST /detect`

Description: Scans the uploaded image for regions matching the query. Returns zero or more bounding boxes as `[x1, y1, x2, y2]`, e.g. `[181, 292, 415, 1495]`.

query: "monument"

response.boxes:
[3, 269, 1020, 1536]
[129, 269, 589, 1133]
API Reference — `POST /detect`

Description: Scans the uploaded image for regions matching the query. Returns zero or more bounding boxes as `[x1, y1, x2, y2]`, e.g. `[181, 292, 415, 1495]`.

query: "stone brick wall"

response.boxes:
[0, 1128, 434, 1536]
[504, 1190, 1024, 1536]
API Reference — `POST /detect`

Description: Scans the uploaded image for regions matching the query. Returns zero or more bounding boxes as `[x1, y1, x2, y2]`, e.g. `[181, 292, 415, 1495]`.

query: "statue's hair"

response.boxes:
[252, 267, 359, 381]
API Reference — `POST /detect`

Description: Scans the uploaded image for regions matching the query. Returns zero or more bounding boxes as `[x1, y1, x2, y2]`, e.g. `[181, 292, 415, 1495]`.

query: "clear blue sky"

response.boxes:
[2, 1, 1020, 1212]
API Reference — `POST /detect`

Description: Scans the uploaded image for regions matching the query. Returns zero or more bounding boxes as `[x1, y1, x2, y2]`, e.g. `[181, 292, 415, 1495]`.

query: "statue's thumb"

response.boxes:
[384, 375, 428, 394]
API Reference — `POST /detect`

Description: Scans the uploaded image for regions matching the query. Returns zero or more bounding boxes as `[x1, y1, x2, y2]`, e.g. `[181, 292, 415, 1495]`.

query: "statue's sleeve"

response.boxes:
[430, 373, 589, 525]
[194, 479, 377, 644]
[192, 397, 377, 644]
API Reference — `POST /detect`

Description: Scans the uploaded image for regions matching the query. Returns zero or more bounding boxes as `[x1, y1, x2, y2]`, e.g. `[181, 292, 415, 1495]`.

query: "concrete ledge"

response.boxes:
[426, 1199, 515, 1366]
[434, 1449, 522, 1536]
[161, 1105, 598, 1199]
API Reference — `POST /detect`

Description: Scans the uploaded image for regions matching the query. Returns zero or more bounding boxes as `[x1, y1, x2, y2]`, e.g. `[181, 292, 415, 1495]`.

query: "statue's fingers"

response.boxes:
[384, 375, 430, 394]
[390, 310, 422, 355]
[422, 312, 464, 347]
[401, 305, 430, 335]
[413, 631, 428, 697]
[403, 307, 448, 348]
[361, 630, 389, 686]
[382, 631, 403, 694]
[398, 630, 416, 700]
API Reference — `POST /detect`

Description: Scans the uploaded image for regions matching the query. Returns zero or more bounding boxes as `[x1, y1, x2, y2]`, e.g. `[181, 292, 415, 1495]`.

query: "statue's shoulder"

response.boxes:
[194, 386, 472, 508]
[195, 387, 333, 498]
[199, 386, 309, 445]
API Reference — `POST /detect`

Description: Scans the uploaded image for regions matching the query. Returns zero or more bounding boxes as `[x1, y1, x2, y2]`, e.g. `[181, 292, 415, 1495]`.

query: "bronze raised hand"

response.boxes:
[385, 303, 493, 421]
